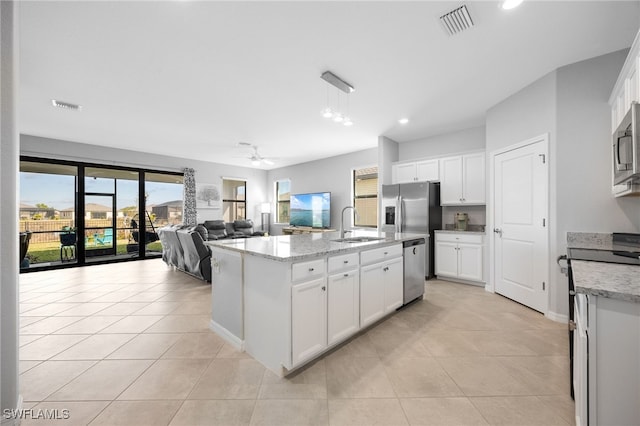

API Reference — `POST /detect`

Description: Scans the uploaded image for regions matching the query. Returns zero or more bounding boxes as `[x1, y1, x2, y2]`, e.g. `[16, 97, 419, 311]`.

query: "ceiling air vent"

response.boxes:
[51, 99, 82, 111]
[440, 5, 474, 36]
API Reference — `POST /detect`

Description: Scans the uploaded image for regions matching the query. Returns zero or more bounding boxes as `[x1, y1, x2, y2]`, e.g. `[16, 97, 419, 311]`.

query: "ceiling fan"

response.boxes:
[236, 142, 275, 166]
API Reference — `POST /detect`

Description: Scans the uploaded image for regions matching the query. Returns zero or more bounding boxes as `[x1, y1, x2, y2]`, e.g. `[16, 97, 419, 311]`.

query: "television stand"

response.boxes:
[282, 226, 335, 235]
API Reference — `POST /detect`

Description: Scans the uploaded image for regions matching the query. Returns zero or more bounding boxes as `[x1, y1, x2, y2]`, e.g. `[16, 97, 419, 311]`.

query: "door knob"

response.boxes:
[493, 228, 503, 236]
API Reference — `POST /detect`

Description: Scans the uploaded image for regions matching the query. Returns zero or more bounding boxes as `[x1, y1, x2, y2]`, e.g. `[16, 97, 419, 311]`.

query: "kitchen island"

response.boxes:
[206, 230, 427, 375]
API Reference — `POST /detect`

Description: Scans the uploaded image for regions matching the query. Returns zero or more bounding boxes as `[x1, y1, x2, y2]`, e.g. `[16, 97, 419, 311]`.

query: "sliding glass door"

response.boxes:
[20, 157, 183, 271]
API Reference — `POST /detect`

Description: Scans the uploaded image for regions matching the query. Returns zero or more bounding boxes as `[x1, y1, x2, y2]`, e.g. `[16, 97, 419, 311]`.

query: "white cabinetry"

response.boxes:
[291, 277, 327, 365]
[575, 292, 640, 426]
[609, 30, 640, 197]
[291, 252, 362, 366]
[435, 232, 484, 283]
[440, 153, 485, 205]
[291, 258, 327, 365]
[359, 245, 403, 327]
[392, 159, 439, 183]
[327, 253, 360, 346]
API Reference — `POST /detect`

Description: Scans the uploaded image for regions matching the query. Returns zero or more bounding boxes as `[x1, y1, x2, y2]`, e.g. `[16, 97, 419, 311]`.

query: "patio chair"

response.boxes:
[96, 228, 113, 246]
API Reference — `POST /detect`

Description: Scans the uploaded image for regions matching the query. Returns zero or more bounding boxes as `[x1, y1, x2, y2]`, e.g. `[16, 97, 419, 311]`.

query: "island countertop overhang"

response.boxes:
[205, 230, 428, 262]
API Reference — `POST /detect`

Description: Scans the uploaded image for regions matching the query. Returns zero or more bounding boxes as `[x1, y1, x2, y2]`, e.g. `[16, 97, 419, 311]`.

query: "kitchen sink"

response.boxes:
[332, 236, 385, 243]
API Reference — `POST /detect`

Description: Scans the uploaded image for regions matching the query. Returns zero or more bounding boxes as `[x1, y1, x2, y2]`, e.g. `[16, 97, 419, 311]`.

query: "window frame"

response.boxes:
[19, 155, 183, 273]
[274, 179, 291, 225]
[222, 178, 247, 222]
[352, 165, 379, 229]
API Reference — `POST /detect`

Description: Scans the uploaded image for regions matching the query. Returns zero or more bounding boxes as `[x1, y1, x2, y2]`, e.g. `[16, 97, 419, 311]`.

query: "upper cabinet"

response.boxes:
[440, 152, 485, 205]
[392, 159, 439, 183]
[609, 29, 640, 197]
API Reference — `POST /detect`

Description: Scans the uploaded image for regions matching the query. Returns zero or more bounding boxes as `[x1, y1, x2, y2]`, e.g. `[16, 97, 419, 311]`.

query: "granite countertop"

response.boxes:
[206, 230, 428, 262]
[572, 260, 640, 303]
[567, 232, 613, 250]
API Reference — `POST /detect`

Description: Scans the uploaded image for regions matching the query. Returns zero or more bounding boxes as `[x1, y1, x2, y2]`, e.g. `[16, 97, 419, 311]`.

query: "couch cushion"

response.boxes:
[193, 224, 208, 241]
[233, 220, 255, 236]
[203, 220, 227, 239]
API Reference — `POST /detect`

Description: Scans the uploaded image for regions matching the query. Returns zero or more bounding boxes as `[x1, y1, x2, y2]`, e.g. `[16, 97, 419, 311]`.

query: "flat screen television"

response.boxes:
[289, 192, 331, 228]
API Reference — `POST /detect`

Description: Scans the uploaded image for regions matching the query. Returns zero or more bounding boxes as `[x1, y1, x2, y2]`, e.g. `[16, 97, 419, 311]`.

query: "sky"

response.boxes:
[20, 172, 183, 211]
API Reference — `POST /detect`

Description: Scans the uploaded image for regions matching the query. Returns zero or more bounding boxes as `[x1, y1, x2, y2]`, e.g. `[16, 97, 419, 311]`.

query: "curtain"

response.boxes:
[183, 167, 197, 226]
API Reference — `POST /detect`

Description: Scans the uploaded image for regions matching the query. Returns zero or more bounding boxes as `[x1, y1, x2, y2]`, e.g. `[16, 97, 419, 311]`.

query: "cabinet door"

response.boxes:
[327, 270, 360, 345]
[382, 257, 404, 312]
[416, 159, 439, 182]
[291, 277, 327, 365]
[394, 163, 417, 183]
[462, 153, 485, 204]
[435, 241, 458, 278]
[360, 263, 386, 327]
[440, 156, 463, 205]
[457, 243, 483, 282]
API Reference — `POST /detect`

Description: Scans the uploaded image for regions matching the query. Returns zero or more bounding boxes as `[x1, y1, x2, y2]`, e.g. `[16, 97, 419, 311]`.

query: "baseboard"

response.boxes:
[435, 276, 485, 287]
[209, 320, 244, 351]
[1, 395, 23, 426]
[546, 310, 568, 323]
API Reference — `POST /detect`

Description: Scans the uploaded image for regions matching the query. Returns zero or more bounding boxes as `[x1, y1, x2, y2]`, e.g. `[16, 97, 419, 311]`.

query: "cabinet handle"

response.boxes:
[321, 286, 326, 291]
[309, 268, 314, 272]
[343, 273, 349, 277]
[343, 260, 349, 264]
[384, 251, 388, 255]
[383, 267, 389, 272]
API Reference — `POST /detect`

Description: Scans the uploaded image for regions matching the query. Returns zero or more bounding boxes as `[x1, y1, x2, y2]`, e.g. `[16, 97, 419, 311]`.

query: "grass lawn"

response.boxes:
[26, 240, 163, 264]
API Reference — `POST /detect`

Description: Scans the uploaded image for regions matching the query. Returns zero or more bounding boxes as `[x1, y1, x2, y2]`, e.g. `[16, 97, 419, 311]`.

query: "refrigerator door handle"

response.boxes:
[396, 195, 403, 233]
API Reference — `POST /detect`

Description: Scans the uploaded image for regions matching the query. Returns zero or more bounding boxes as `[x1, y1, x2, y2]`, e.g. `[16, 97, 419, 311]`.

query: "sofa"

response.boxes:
[201, 219, 265, 240]
[157, 220, 264, 282]
[158, 224, 211, 282]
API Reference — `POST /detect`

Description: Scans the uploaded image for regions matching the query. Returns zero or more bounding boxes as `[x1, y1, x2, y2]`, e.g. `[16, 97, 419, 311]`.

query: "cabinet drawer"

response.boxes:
[328, 252, 360, 273]
[360, 244, 402, 265]
[292, 258, 326, 282]
[435, 233, 483, 244]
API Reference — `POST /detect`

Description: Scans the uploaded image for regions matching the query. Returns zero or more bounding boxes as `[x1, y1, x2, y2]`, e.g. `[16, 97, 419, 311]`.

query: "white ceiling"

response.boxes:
[18, 1, 640, 170]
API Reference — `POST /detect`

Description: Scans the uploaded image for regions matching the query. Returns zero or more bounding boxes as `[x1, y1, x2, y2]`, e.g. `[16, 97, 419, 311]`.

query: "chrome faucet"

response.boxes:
[340, 206, 359, 238]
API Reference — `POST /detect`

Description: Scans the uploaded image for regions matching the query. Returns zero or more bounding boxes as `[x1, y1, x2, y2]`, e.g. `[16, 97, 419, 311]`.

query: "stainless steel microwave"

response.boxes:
[613, 101, 640, 184]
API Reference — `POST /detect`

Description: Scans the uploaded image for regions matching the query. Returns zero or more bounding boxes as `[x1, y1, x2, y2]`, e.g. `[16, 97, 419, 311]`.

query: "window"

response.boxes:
[353, 166, 378, 228]
[20, 157, 183, 271]
[275, 179, 290, 224]
[222, 178, 246, 222]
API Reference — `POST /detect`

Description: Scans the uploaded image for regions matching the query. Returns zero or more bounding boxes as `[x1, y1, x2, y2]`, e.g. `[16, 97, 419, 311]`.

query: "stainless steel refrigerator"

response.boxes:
[382, 181, 442, 278]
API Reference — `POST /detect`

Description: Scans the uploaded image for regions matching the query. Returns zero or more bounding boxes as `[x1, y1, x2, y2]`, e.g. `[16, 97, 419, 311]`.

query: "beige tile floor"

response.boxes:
[18, 259, 574, 425]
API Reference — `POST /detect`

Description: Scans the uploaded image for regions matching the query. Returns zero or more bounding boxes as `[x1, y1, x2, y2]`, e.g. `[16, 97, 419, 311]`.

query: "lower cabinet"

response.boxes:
[435, 232, 484, 283]
[360, 256, 403, 328]
[290, 244, 402, 369]
[575, 292, 640, 426]
[327, 269, 360, 345]
[291, 260, 360, 366]
[291, 277, 327, 366]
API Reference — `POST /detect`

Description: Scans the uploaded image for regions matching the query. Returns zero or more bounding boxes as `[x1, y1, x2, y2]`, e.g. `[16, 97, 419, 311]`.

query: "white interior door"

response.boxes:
[493, 137, 548, 313]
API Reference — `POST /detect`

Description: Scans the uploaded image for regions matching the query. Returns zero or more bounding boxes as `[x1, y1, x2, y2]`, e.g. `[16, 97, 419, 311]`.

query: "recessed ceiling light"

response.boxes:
[399, 118, 409, 125]
[501, 0, 523, 10]
[51, 99, 82, 111]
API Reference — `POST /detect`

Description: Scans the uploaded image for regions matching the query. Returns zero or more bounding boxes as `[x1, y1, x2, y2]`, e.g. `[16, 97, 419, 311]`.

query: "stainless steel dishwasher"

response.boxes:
[403, 238, 426, 305]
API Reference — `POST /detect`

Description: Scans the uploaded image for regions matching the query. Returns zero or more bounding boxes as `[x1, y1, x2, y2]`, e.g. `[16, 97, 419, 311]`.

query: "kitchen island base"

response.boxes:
[208, 232, 424, 376]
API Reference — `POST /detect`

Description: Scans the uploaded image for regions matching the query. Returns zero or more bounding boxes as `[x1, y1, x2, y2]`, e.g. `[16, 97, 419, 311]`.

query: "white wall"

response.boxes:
[399, 126, 485, 161]
[486, 49, 640, 319]
[1, 0, 20, 416]
[267, 148, 378, 235]
[20, 135, 269, 225]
